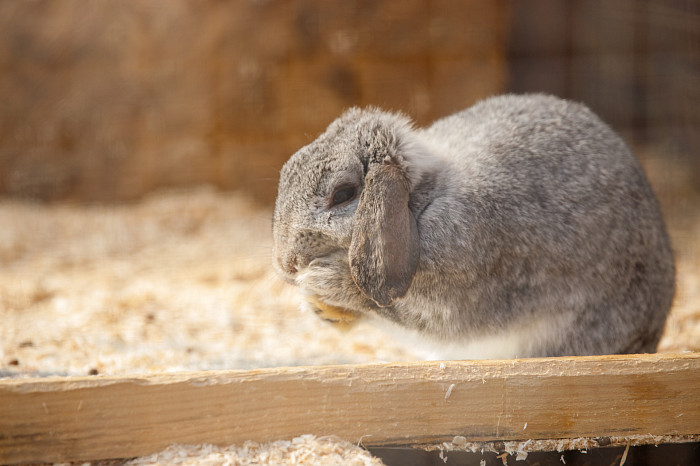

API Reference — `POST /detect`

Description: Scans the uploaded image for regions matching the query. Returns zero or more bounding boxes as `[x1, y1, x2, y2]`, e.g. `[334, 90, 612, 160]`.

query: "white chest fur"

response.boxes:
[371, 313, 567, 360]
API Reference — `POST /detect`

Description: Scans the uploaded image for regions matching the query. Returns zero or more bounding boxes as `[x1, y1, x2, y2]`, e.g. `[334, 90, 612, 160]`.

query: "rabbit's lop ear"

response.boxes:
[349, 162, 419, 307]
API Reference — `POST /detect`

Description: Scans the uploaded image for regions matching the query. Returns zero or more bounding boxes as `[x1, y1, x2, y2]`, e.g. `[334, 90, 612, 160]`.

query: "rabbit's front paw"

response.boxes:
[297, 255, 365, 327]
[303, 295, 359, 329]
[297, 256, 354, 300]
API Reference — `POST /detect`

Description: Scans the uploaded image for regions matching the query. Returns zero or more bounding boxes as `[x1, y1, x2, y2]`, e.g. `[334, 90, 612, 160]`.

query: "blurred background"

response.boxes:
[1, 0, 697, 206]
[1, 1, 699, 378]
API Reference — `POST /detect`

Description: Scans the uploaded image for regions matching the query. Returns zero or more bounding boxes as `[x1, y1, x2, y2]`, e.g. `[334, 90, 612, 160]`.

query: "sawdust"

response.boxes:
[658, 225, 700, 353]
[125, 435, 384, 466]
[1, 187, 697, 379]
[432, 433, 700, 455]
[0, 187, 417, 378]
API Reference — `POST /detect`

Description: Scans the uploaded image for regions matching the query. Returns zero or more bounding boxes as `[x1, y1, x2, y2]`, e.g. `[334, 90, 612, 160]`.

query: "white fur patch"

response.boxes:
[370, 313, 566, 360]
[398, 130, 448, 189]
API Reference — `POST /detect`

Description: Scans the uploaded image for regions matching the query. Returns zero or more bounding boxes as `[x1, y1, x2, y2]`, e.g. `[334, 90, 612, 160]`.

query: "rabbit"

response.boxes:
[272, 94, 675, 359]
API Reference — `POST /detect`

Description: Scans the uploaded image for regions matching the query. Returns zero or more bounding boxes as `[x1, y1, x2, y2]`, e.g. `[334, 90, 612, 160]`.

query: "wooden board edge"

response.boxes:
[1, 352, 699, 464]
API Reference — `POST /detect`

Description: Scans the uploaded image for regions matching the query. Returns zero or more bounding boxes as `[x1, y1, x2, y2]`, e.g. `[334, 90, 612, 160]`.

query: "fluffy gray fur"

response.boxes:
[272, 94, 675, 358]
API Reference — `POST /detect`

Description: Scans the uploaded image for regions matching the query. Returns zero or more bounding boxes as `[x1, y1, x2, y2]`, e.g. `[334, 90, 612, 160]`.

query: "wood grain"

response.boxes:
[1, 353, 699, 464]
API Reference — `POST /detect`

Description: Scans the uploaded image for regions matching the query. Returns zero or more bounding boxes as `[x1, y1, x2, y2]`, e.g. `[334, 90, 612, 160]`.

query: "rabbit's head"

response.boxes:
[273, 108, 434, 309]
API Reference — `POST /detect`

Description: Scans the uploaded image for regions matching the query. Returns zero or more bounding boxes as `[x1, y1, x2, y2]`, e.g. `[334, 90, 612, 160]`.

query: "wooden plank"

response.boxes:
[1, 352, 699, 464]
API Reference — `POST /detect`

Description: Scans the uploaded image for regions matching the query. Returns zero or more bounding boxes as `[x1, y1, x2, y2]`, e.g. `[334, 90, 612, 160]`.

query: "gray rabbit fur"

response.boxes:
[272, 94, 675, 359]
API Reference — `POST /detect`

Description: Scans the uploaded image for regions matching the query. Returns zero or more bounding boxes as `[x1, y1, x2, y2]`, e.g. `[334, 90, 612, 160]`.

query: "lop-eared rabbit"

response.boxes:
[273, 94, 674, 359]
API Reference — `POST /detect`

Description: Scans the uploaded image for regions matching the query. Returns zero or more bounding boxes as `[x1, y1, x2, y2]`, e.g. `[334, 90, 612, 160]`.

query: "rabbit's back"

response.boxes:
[411, 94, 674, 355]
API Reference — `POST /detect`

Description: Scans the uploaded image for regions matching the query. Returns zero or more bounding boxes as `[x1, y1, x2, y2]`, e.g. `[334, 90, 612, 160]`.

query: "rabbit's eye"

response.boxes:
[330, 186, 357, 207]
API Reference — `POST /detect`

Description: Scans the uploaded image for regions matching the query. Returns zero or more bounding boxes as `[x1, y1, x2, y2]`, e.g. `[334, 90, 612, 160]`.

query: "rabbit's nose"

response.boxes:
[281, 255, 298, 276]
[287, 258, 298, 274]
[273, 255, 298, 285]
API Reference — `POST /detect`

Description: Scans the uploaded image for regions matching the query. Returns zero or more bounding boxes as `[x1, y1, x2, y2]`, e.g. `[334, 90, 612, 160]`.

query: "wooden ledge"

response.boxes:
[1, 352, 699, 464]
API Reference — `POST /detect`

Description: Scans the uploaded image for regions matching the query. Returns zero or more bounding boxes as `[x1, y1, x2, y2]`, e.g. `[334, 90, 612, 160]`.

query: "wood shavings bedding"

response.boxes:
[432, 433, 700, 455]
[0, 187, 418, 378]
[125, 435, 384, 466]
